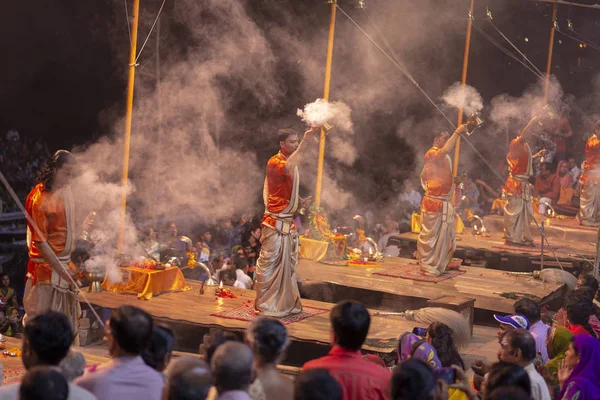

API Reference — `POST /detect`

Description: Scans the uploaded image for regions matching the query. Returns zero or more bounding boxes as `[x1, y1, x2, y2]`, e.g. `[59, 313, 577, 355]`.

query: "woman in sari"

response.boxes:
[545, 327, 573, 385]
[557, 335, 600, 400]
[397, 332, 420, 364]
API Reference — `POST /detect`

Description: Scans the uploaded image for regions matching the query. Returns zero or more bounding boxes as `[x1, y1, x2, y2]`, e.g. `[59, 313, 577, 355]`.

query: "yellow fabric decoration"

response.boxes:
[411, 213, 464, 233]
[102, 267, 191, 300]
[298, 237, 330, 261]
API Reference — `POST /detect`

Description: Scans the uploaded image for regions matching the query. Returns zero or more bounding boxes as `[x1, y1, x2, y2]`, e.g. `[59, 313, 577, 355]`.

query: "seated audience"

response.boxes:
[200, 329, 240, 365]
[234, 257, 253, 290]
[220, 269, 241, 289]
[562, 292, 598, 338]
[59, 351, 86, 382]
[7, 307, 22, 337]
[302, 301, 390, 400]
[0, 273, 18, 314]
[534, 162, 560, 216]
[211, 342, 253, 400]
[426, 322, 465, 369]
[143, 325, 175, 375]
[294, 369, 342, 400]
[486, 387, 532, 400]
[390, 359, 443, 400]
[162, 356, 212, 400]
[513, 298, 549, 363]
[556, 335, 600, 400]
[0, 311, 95, 400]
[20, 366, 69, 400]
[484, 362, 531, 399]
[245, 317, 293, 400]
[74, 306, 164, 400]
[498, 329, 551, 400]
[397, 332, 420, 363]
[556, 160, 575, 205]
[545, 327, 573, 386]
[493, 313, 530, 342]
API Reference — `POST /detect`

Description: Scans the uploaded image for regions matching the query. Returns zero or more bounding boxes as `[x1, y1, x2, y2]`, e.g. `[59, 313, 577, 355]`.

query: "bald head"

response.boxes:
[163, 356, 211, 400]
[211, 342, 253, 393]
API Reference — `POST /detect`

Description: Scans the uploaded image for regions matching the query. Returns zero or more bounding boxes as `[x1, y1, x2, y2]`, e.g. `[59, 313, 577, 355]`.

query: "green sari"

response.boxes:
[545, 326, 573, 385]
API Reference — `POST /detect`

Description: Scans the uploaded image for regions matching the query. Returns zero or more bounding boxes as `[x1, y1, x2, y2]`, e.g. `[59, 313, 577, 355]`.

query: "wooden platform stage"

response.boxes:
[392, 230, 595, 273]
[77, 282, 502, 366]
[296, 256, 566, 317]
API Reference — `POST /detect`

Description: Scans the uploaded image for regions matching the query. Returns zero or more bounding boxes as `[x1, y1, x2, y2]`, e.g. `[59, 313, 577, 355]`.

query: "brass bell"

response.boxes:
[465, 112, 484, 135]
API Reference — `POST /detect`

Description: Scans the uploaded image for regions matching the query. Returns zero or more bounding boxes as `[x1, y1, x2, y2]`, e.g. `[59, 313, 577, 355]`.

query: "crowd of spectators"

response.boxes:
[0, 130, 50, 212]
[0, 274, 598, 400]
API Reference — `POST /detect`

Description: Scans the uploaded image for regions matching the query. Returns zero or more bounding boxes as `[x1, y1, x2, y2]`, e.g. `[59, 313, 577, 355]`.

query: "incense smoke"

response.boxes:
[442, 82, 484, 116]
[297, 99, 354, 132]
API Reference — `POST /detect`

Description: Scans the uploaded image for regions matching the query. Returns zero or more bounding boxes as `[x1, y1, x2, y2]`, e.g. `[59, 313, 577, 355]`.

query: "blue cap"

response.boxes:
[493, 314, 530, 330]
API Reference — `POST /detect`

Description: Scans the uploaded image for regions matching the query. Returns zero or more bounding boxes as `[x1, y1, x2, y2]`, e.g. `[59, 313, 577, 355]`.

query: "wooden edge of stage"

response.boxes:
[78, 282, 418, 353]
[78, 283, 504, 365]
[297, 256, 566, 314]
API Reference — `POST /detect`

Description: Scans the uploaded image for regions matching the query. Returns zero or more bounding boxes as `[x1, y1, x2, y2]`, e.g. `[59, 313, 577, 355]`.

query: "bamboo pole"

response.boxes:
[452, 0, 475, 178]
[315, 1, 337, 207]
[118, 0, 141, 252]
[543, 2, 558, 104]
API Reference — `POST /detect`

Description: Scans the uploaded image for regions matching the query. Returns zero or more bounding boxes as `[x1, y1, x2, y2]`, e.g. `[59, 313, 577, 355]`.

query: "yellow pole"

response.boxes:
[315, 1, 337, 207]
[452, 0, 475, 178]
[118, 0, 141, 252]
[543, 2, 558, 103]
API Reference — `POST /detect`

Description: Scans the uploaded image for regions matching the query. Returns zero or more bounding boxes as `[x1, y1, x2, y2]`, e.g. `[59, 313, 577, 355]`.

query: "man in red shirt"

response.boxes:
[255, 128, 315, 317]
[302, 301, 391, 400]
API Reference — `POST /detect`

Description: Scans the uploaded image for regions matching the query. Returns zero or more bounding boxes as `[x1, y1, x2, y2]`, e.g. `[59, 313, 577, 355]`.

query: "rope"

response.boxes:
[134, 0, 167, 65]
[556, 29, 600, 53]
[123, 0, 133, 49]
[0, 172, 105, 328]
[486, 20, 545, 77]
[339, 6, 506, 184]
[471, 23, 545, 80]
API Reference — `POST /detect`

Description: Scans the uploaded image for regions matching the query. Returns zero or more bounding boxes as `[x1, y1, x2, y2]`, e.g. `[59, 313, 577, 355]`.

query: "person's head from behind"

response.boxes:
[391, 359, 438, 400]
[22, 311, 73, 369]
[19, 366, 69, 400]
[426, 321, 464, 369]
[564, 292, 594, 334]
[433, 131, 450, 148]
[38, 150, 77, 191]
[246, 317, 288, 366]
[278, 129, 300, 157]
[221, 269, 237, 287]
[330, 301, 370, 351]
[498, 329, 537, 366]
[58, 351, 85, 382]
[201, 329, 240, 365]
[513, 298, 541, 325]
[163, 356, 212, 400]
[294, 369, 342, 400]
[211, 341, 253, 394]
[575, 273, 599, 295]
[484, 362, 531, 399]
[234, 257, 249, 275]
[107, 305, 153, 358]
[143, 325, 175, 372]
[485, 387, 531, 400]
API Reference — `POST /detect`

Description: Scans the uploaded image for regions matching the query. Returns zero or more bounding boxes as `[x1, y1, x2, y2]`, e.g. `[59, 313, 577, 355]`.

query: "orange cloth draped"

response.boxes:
[503, 137, 531, 195]
[262, 152, 296, 231]
[298, 237, 329, 261]
[102, 267, 191, 300]
[25, 183, 76, 284]
[421, 147, 453, 212]
[581, 134, 600, 184]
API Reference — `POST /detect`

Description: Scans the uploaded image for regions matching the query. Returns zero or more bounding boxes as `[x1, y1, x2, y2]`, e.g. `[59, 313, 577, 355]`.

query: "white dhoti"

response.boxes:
[577, 181, 600, 226]
[23, 279, 81, 346]
[254, 226, 302, 317]
[417, 195, 455, 276]
[503, 177, 534, 246]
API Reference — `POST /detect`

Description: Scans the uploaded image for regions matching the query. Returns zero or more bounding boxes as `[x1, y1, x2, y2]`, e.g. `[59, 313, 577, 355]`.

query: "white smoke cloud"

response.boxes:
[442, 82, 484, 116]
[297, 99, 354, 132]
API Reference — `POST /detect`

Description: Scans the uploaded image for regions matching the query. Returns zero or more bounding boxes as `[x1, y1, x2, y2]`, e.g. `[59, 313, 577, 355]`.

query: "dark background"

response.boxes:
[1, 0, 600, 193]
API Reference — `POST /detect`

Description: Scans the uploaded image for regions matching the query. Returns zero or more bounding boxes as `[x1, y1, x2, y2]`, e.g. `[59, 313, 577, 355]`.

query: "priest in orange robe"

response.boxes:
[503, 116, 546, 246]
[417, 124, 466, 276]
[255, 127, 315, 316]
[24, 150, 81, 341]
[577, 123, 600, 226]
